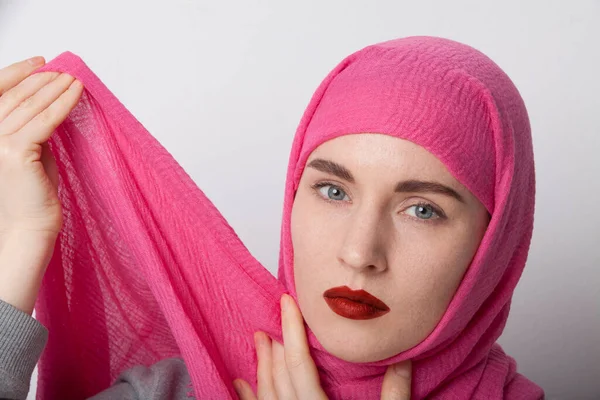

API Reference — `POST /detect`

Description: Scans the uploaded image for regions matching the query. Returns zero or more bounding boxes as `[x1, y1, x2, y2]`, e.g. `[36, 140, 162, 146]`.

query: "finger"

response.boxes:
[17, 79, 83, 145]
[281, 294, 327, 400]
[233, 379, 257, 400]
[0, 71, 60, 123]
[0, 57, 46, 96]
[0, 73, 76, 135]
[254, 331, 277, 400]
[271, 339, 297, 400]
[380, 360, 412, 400]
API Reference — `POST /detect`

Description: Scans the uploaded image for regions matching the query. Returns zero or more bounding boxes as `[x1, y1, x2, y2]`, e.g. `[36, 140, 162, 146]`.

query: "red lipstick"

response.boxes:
[323, 286, 390, 320]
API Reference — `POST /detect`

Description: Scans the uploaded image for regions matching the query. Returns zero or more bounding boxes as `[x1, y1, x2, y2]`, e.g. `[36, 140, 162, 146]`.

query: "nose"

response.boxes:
[336, 204, 389, 273]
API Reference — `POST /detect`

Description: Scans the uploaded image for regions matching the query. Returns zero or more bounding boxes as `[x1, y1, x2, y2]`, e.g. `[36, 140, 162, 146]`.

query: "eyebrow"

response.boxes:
[306, 158, 465, 203]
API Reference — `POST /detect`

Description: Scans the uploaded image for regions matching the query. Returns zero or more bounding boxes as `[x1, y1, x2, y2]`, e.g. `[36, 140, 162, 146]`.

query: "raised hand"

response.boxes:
[0, 56, 84, 314]
[233, 294, 412, 400]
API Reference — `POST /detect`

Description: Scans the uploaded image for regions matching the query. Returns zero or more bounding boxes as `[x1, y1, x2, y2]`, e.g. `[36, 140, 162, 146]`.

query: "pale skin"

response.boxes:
[233, 129, 490, 394]
[291, 134, 490, 363]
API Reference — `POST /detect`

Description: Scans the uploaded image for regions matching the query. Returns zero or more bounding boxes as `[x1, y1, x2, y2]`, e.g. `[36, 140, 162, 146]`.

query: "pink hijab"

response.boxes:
[33, 36, 543, 399]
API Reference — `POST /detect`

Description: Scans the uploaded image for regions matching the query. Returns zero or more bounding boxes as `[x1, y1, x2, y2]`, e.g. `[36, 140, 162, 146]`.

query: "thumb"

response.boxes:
[381, 359, 412, 400]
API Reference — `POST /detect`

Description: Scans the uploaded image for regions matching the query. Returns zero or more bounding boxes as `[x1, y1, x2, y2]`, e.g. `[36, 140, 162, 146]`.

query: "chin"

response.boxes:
[310, 319, 405, 363]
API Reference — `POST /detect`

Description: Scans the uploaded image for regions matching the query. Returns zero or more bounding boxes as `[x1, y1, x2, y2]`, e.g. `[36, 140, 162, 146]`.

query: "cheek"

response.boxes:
[291, 188, 344, 265]
[290, 191, 343, 307]
[395, 220, 484, 323]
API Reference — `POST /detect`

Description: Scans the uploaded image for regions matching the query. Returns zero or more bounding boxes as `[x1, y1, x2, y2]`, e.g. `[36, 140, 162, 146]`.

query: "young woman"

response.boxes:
[0, 36, 544, 399]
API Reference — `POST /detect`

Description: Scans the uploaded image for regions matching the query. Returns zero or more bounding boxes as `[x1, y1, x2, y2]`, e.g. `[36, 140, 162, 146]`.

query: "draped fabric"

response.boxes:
[34, 36, 543, 399]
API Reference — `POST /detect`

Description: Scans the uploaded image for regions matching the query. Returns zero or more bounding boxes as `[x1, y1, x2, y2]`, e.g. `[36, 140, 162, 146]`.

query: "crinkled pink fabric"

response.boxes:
[33, 36, 544, 399]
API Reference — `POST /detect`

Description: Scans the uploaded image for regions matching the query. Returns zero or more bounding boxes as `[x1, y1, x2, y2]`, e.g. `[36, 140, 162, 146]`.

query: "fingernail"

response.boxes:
[232, 379, 242, 394]
[253, 331, 262, 348]
[394, 360, 411, 378]
[28, 56, 44, 66]
[281, 294, 289, 312]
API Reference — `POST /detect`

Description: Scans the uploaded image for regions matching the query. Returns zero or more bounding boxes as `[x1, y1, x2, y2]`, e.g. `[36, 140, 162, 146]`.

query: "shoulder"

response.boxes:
[89, 357, 192, 400]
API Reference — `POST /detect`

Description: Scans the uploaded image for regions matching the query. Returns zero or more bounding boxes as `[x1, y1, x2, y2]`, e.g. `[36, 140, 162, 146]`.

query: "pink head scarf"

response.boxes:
[33, 36, 543, 399]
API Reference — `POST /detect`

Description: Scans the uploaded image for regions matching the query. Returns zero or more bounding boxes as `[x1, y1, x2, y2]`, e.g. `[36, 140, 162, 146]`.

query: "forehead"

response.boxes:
[307, 133, 458, 183]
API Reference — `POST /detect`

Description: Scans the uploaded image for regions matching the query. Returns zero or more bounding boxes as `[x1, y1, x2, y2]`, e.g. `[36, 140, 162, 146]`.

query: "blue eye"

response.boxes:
[313, 183, 350, 202]
[405, 203, 440, 220]
[310, 183, 445, 221]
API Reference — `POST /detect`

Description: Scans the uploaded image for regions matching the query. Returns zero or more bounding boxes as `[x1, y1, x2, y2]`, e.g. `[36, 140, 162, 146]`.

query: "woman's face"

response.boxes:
[291, 133, 490, 362]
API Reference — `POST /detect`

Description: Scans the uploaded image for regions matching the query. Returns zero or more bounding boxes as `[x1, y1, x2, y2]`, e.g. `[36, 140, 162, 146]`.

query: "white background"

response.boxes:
[0, 1, 598, 399]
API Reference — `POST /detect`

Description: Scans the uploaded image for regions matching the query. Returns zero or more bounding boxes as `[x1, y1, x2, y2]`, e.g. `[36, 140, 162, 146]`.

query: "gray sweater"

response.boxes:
[0, 299, 193, 399]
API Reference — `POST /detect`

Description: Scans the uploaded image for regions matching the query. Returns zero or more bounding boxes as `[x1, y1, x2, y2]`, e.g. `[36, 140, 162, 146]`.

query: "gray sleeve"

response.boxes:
[0, 299, 48, 400]
[88, 358, 193, 400]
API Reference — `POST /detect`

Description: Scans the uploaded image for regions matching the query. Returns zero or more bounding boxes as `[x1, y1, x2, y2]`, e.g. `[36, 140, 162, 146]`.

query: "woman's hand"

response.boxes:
[0, 56, 83, 236]
[233, 294, 412, 400]
[0, 56, 84, 314]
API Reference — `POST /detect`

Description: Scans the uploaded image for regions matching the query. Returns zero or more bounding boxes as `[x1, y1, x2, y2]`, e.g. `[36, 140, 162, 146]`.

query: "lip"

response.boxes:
[323, 286, 390, 320]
